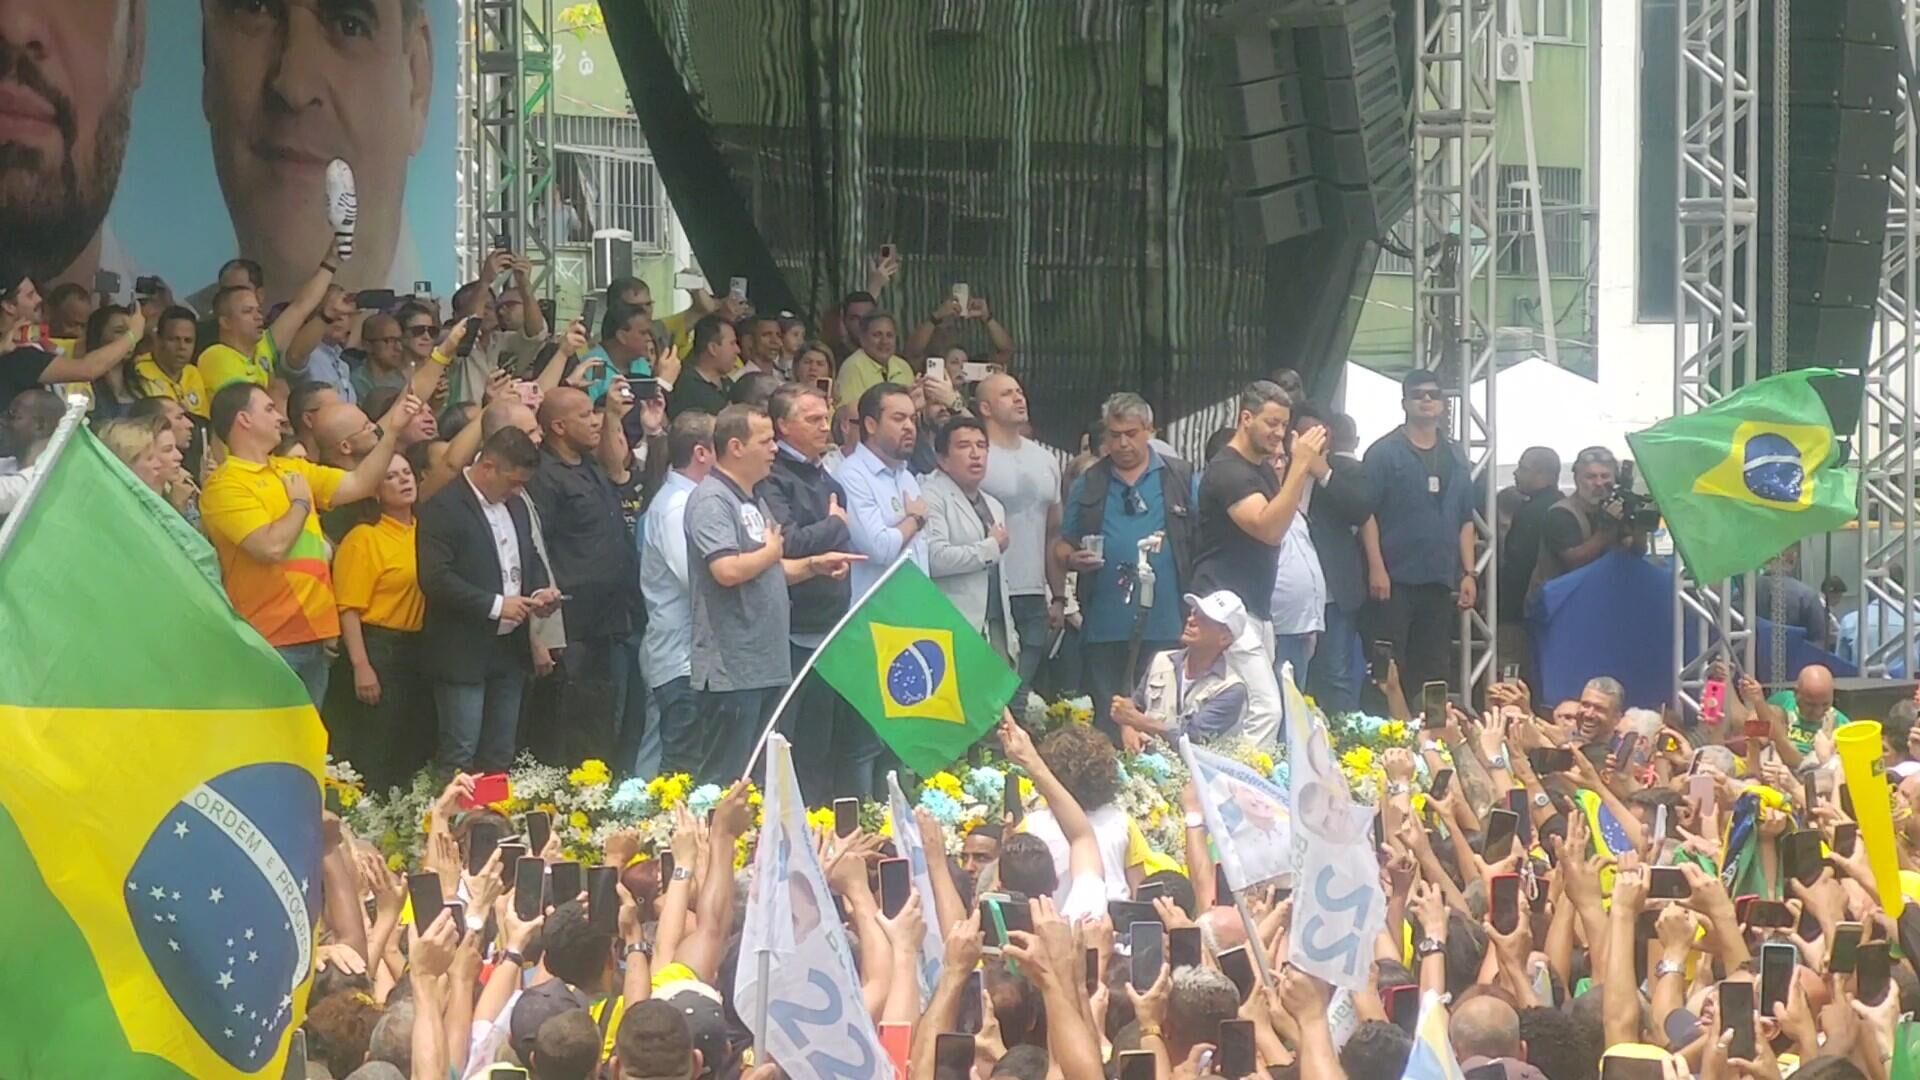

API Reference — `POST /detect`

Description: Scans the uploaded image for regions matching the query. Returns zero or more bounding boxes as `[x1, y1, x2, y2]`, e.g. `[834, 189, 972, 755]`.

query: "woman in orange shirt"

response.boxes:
[326, 455, 431, 790]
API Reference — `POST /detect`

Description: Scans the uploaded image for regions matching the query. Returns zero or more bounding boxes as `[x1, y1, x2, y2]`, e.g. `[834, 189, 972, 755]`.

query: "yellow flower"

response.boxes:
[1018, 776, 1035, 801]
[569, 759, 611, 788]
[878, 815, 894, 838]
[928, 772, 965, 800]
[337, 786, 361, 809]
[962, 814, 986, 836]
[386, 852, 407, 873]
[1380, 721, 1409, 745]
[568, 810, 590, 831]
[1341, 746, 1374, 773]
[806, 807, 836, 835]
[1251, 751, 1275, 776]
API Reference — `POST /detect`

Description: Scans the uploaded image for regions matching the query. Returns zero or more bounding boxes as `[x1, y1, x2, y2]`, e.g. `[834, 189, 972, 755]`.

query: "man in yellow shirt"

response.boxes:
[200, 379, 423, 703]
[197, 257, 339, 392]
[833, 311, 915, 414]
[134, 306, 210, 419]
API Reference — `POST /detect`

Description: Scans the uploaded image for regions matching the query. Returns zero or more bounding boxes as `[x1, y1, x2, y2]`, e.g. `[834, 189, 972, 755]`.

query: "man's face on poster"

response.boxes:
[201, 0, 431, 291]
[0, 1, 145, 284]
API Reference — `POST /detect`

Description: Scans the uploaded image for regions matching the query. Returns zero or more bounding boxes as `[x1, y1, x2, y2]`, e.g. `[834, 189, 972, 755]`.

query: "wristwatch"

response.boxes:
[1531, 791, 1551, 809]
[1488, 752, 1511, 771]
[502, 949, 527, 967]
[1184, 812, 1205, 830]
[625, 940, 654, 960]
[1415, 936, 1446, 959]
[1387, 781, 1411, 797]
[671, 865, 693, 883]
[1655, 959, 1684, 979]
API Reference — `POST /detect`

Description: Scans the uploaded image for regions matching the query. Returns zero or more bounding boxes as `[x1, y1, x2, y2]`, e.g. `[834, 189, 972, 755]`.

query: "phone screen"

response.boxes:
[1835, 822, 1859, 855]
[1529, 747, 1574, 774]
[955, 971, 983, 1034]
[1507, 788, 1533, 846]
[548, 860, 583, 903]
[466, 820, 501, 876]
[1718, 980, 1756, 1060]
[1490, 874, 1521, 934]
[1422, 681, 1448, 721]
[1117, 1051, 1155, 1080]
[996, 896, 1033, 936]
[588, 865, 620, 935]
[1858, 942, 1892, 1004]
[525, 811, 551, 857]
[1484, 809, 1518, 862]
[1218, 1019, 1256, 1079]
[407, 872, 444, 934]
[1131, 922, 1165, 987]
[1218, 946, 1255, 1002]
[1004, 772, 1023, 825]
[1648, 866, 1691, 899]
[1169, 926, 1202, 969]
[1085, 948, 1100, 995]
[1746, 900, 1792, 929]
[1759, 942, 1795, 1014]
[1830, 922, 1863, 973]
[1387, 985, 1420, 1033]
[632, 377, 661, 401]
[495, 843, 528, 886]
[879, 858, 912, 918]
[832, 798, 860, 839]
[1108, 900, 1158, 934]
[1785, 830, 1824, 886]
[513, 857, 545, 921]
[1369, 641, 1392, 682]
[934, 1033, 974, 1080]
[1430, 769, 1454, 802]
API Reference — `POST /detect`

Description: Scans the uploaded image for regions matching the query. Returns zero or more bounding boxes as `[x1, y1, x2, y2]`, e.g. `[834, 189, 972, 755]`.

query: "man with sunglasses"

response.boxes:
[1057, 392, 1195, 738]
[1359, 369, 1477, 702]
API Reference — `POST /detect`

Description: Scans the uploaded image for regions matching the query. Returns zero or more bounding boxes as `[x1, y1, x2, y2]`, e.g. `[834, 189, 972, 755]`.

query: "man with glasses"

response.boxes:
[355, 302, 461, 409]
[1359, 369, 1477, 702]
[1056, 393, 1195, 740]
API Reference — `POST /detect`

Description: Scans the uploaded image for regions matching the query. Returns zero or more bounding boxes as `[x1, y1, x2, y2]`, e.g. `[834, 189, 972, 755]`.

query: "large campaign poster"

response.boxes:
[3, 0, 458, 304]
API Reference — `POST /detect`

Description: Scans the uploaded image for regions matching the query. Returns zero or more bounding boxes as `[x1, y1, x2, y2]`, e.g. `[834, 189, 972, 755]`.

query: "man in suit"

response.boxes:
[1294, 405, 1376, 715]
[417, 427, 562, 774]
[923, 415, 1018, 664]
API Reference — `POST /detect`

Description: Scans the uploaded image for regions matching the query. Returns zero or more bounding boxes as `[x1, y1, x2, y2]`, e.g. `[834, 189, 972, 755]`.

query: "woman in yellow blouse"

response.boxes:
[327, 454, 430, 790]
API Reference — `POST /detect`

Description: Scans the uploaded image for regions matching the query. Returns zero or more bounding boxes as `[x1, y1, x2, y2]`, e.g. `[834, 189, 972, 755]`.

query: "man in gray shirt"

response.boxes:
[686, 402, 862, 782]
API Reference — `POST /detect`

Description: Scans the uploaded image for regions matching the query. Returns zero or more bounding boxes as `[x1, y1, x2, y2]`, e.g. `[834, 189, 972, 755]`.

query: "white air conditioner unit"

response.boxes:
[1496, 35, 1535, 83]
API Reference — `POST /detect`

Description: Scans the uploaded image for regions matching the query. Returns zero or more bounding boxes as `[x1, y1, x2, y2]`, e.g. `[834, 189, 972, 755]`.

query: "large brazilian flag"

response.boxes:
[1625, 368, 1861, 584]
[810, 560, 1021, 774]
[0, 418, 326, 1077]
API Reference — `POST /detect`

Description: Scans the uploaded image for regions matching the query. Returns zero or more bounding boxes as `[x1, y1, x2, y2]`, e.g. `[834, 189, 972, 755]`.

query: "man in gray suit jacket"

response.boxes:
[921, 415, 1020, 664]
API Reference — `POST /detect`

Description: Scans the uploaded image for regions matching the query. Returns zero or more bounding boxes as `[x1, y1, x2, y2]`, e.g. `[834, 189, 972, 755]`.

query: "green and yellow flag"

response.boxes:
[0, 421, 326, 1078]
[1625, 368, 1861, 584]
[811, 560, 1021, 774]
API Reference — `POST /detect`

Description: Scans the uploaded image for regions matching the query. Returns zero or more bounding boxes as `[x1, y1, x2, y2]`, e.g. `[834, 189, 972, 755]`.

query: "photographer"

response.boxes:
[1528, 446, 1646, 599]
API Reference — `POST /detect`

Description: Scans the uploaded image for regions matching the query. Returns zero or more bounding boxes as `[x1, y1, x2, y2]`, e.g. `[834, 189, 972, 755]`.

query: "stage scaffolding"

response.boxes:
[459, 0, 558, 298]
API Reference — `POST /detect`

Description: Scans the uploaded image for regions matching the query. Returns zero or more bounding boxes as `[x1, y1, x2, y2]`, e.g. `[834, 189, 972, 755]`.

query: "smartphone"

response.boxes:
[413, 280, 433, 297]
[1830, 921, 1864, 973]
[659, 851, 676, 886]
[996, 895, 1033, 936]
[1430, 768, 1454, 802]
[356, 288, 397, 310]
[879, 242, 896, 261]
[323, 786, 345, 816]
[1834, 822, 1859, 855]
[1718, 980, 1756, 1060]
[454, 315, 482, 358]
[1501, 662, 1521, 682]
[1841, 782, 1856, 819]
[588, 865, 620, 934]
[1759, 941, 1795, 1014]
[1611, 734, 1642, 771]
[815, 377, 832, 394]
[632, 377, 661, 401]
[1422, 680, 1448, 721]
[1218, 1019, 1256, 1079]
[580, 295, 601, 336]
[1108, 900, 1158, 934]
[1371, 810, 1385, 852]
[525, 810, 551, 857]
[94, 269, 122, 295]
[1084, 948, 1100, 995]
[1004, 771, 1023, 826]
[1131, 922, 1166, 987]
[513, 856, 545, 920]
[1600, 1059, 1667, 1080]
[134, 274, 163, 298]
[1745, 899, 1793, 929]
[1117, 1050, 1155, 1080]
[878, 857, 912, 919]
[960, 362, 993, 383]
[496, 843, 528, 886]
[832, 798, 860, 838]
[955, 970, 983, 1034]
[1858, 941, 1892, 1005]
[1170, 926, 1202, 969]
[1734, 894, 1757, 923]
[1700, 677, 1727, 723]
[492, 230, 512, 251]
[1214, 864, 1232, 907]
[466, 819, 502, 876]
[491, 1070, 529, 1080]
[1660, 731, 1682, 755]
[446, 901, 466, 940]
[1784, 830, 1824, 886]
[407, 872, 444, 933]
[1648, 866, 1691, 899]
[1507, 788, 1534, 846]
[1528, 747, 1575, 774]
[549, 860, 583, 903]
[1662, 1007, 1702, 1050]
[1136, 881, 1168, 905]
[1484, 808, 1518, 862]
[1217, 945, 1256, 1002]
[1689, 773, 1716, 812]
[728, 276, 748, 302]
[1490, 873, 1521, 934]
[1651, 804, 1669, 846]
[1385, 983, 1421, 1034]
[460, 773, 509, 809]
[934, 1033, 974, 1079]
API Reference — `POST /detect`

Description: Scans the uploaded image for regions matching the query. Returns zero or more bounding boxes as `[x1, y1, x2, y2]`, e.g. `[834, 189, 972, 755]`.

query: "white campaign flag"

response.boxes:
[886, 771, 944, 1004]
[1178, 737, 1294, 891]
[1280, 662, 1385, 991]
[735, 736, 885, 1080]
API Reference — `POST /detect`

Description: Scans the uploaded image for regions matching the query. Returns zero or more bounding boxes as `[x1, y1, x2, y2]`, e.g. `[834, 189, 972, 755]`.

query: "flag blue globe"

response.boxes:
[1742, 433, 1806, 503]
[886, 640, 948, 706]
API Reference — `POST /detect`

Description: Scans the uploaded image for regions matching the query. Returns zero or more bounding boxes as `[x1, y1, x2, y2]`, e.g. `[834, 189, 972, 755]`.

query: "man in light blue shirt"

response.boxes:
[639, 411, 714, 776]
[1840, 582, 1915, 677]
[835, 382, 929, 601]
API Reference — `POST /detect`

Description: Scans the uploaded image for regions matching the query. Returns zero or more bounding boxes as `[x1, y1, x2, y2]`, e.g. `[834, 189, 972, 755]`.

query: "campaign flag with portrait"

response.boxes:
[1279, 663, 1385, 992]
[0, 418, 327, 1078]
[811, 559, 1020, 773]
[1178, 738, 1294, 892]
[886, 772, 946, 1003]
[736, 735, 885, 1080]
[1625, 367, 1861, 584]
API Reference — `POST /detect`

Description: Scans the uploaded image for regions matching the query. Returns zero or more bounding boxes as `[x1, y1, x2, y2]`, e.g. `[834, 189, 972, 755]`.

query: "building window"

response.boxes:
[1496, 164, 1583, 276]
[1499, 0, 1574, 42]
[553, 147, 665, 250]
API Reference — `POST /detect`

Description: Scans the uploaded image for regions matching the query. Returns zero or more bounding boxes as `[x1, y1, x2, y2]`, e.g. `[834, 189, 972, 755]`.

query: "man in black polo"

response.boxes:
[1496, 446, 1562, 680]
[1359, 369, 1476, 702]
[665, 316, 736, 419]
[527, 383, 639, 766]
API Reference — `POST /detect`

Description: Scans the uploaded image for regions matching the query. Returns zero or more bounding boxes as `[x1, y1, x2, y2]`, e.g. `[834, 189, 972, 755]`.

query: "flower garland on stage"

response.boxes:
[327, 694, 1419, 873]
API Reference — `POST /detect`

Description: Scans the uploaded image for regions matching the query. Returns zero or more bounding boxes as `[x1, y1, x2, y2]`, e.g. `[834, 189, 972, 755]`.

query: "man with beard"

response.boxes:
[836, 381, 928, 603]
[0, 1, 143, 288]
[0, 387, 62, 515]
[200, 0, 431, 294]
[0, 271, 143, 408]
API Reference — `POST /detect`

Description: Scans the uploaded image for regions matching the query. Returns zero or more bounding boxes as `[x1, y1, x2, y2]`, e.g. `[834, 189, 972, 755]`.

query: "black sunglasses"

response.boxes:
[1405, 388, 1444, 402]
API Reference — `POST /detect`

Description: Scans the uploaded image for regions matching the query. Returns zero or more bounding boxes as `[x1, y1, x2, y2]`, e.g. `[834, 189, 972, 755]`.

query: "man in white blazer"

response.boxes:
[921, 414, 1020, 665]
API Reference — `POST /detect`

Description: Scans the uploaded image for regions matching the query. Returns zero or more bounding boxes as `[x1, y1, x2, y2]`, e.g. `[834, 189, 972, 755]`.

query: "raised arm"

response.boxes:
[268, 263, 338, 353]
[998, 714, 1102, 884]
[38, 308, 143, 384]
[332, 391, 420, 504]
[1226, 429, 1326, 546]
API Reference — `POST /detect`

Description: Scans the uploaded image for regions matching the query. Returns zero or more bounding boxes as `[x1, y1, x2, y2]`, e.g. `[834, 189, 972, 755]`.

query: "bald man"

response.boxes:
[482, 399, 542, 445]
[1450, 996, 1533, 1074]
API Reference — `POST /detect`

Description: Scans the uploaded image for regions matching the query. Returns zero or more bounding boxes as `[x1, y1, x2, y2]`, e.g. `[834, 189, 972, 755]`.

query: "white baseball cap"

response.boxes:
[1183, 590, 1249, 639]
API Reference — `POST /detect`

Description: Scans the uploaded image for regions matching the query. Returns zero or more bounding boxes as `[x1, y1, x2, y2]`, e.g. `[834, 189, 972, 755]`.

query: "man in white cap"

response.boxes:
[1107, 590, 1251, 747]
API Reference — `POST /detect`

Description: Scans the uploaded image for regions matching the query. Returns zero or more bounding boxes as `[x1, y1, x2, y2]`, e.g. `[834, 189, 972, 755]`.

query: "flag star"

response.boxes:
[127, 881, 138, 892]
[248, 1050, 256, 1060]
[247, 951, 258, 963]
[167, 939, 180, 952]
[235, 1004, 246, 1016]
[151, 914, 163, 923]
[224, 1028, 233, 1040]
[227, 957, 235, 967]
[299, 878, 309, 892]
[244, 928, 255, 940]
[172, 821, 189, 839]
[249, 1011, 257, 1021]
[279, 994, 292, 1010]
[226, 938, 234, 948]
[216, 970, 234, 990]
[208, 887, 224, 904]
[165, 913, 177, 923]
[171, 891, 181, 902]
[148, 886, 166, 900]
[254, 1034, 261, 1046]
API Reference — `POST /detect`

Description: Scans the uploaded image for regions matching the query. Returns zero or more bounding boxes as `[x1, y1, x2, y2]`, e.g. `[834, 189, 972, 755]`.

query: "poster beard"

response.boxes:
[0, 46, 133, 285]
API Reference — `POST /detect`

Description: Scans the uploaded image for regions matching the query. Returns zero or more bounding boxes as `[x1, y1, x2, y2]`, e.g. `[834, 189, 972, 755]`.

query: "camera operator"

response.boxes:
[1528, 446, 1646, 599]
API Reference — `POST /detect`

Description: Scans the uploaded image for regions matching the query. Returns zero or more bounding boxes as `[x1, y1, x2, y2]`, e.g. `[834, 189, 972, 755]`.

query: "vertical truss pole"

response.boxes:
[1414, 0, 1500, 694]
[1860, 0, 1920, 679]
[470, 0, 558, 299]
[1673, 0, 1760, 704]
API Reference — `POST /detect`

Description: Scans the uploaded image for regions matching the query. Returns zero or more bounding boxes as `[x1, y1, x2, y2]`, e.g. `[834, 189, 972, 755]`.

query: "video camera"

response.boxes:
[1604, 459, 1661, 530]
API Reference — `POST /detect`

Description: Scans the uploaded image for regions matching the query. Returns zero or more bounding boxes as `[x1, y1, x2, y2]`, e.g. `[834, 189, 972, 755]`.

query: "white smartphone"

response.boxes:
[952, 282, 971, 314]
[728, 276, 748, 301]
[674, 269, 707, 292]
[961, 361, 993, 382]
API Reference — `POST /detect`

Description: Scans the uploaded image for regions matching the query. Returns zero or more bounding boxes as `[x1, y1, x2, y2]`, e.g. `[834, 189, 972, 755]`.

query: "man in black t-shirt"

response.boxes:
[0, 272, 143, 410]
[1193, 380, 1326, 741]
[1495, 446, 1561, 677]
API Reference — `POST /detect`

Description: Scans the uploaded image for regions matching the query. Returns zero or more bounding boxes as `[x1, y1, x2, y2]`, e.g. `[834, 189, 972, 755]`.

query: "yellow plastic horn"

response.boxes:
[1836, 721, 1905, 918]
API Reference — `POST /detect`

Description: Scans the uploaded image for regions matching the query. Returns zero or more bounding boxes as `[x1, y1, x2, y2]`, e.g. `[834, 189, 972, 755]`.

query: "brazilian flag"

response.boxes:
[1625, 368, 1861, 584]
[810, 560, 1021, 774]
[0, 421, 326, 1077]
